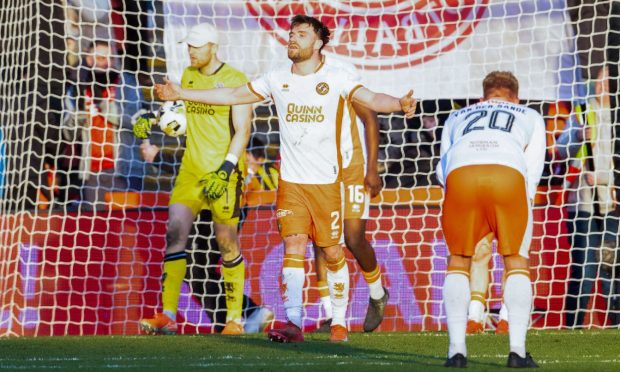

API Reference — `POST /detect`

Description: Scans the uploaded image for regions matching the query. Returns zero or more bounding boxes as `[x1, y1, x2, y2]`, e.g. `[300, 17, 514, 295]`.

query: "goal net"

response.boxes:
[0, 0, 619, 336]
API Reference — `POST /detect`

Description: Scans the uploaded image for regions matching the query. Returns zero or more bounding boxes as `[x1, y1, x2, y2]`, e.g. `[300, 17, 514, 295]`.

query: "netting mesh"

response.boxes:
[0, 0, 619, 336]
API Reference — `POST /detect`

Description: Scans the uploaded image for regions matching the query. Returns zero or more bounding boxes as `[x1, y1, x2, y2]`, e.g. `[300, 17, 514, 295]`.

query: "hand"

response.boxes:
[585, 171, 595, 186]
[132, 110, 157, 139]
[364, 169, 382, 198]
[140, 141, 160, 163]
[155, 77, 182, 101]
[399, 90, 417, 118]
[200, 160, 235, 200]
[580, 126, 592, 142]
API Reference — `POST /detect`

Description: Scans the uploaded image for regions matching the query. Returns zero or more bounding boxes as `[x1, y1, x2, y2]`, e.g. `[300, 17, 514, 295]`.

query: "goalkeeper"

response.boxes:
[134, 23, 252, 335]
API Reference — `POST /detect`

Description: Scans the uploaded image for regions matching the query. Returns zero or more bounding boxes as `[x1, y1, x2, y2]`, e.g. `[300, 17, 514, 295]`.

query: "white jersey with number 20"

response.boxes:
[438, 100, 546, 200]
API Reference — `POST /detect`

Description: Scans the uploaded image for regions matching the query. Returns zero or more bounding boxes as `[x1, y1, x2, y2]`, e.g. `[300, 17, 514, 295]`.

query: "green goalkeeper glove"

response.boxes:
[200, 160, 235, 200]
[132, 110, 157, 139]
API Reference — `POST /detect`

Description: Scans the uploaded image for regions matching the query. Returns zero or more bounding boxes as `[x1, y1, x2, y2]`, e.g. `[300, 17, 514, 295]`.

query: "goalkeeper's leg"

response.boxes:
[214, 222, 245, 335]
[140, 203, 195, 335]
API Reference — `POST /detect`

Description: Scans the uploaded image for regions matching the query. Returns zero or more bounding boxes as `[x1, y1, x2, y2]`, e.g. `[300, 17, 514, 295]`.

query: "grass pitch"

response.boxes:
[0, 330, 618, 371]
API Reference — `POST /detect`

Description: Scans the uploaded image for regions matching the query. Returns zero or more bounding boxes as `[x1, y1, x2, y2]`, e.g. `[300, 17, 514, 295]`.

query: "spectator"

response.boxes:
[245, 136, 278, 192]
[65, 0, 114, 54]
[62, 39, 146, 211]
[557, 66, 619, 327]
[111, 0, 155, 85]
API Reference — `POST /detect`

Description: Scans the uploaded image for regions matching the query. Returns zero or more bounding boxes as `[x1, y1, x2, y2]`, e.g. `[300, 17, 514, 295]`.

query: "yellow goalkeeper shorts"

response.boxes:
[169, 168, 243, 225]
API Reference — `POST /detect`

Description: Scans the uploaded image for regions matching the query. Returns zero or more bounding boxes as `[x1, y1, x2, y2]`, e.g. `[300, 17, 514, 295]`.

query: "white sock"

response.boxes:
[368, 279, 385, 300]
[317, 281, 333, 319]
[504, 273, 532, 358]
[320, 295, 333, 319]
[282, 266, 304, 328]
[499, 302, 508, 321]
[468, 300, 485, 323]
[327, 256, 349, 327]
[362, 266, 385, 300]
[443, 273, 470, 358]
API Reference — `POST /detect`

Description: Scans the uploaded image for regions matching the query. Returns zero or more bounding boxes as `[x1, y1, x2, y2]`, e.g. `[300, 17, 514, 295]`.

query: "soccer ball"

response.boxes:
[158, 100, 187, 137]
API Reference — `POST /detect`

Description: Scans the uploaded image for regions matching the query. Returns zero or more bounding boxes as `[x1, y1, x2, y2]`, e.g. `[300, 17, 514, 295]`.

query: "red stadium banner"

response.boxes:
[0, 206, 572, 336]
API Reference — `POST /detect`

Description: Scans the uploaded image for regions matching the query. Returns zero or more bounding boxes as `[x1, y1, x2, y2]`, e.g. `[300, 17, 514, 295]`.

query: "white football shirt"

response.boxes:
[437, 99, 546, 199]
[323, 56, 367, 169]
[249, 62, 363, 184]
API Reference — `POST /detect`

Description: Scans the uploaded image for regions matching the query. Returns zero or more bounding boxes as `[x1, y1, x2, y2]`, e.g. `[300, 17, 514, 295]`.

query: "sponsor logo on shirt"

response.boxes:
[186, 101, 216, 115]
[285, 103, 325, 123]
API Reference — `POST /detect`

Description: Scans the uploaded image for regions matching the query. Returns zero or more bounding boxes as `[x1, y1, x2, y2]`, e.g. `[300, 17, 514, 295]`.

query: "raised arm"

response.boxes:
[351, 87, 417, 118]
[155, 78, 262, 106]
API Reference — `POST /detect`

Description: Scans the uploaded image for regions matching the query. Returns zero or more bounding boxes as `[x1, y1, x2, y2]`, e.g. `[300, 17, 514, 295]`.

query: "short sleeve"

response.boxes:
[230, 69, 249, 87]
[248, 72, 271, 101]
[180, 68, 191, 89]
[339, 70, 364, 102]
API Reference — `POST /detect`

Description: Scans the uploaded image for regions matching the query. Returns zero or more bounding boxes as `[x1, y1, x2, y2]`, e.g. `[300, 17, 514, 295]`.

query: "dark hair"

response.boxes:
[290, 15, 331, 52]
[88, 39, 112, 51]
[482, 71, 519, 98]
[248, 136, 266, 159]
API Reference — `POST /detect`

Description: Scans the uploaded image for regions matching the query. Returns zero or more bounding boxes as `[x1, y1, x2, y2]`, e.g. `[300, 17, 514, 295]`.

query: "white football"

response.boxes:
[158, 100, 187, 137]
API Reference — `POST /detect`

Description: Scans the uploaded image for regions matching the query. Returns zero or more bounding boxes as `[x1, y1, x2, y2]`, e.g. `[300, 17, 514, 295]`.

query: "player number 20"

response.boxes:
[462, 109, 515, 135]
[347, 185, 365, 204]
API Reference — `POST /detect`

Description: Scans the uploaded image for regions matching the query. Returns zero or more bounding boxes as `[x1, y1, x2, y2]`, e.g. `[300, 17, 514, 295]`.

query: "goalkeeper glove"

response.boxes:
[132, 110, 157, 139]
[200, 160, 235, 200]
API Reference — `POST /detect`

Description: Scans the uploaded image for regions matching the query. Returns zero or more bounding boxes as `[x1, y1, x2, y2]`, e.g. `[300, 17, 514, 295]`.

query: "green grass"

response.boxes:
[0, 330, 619, 371]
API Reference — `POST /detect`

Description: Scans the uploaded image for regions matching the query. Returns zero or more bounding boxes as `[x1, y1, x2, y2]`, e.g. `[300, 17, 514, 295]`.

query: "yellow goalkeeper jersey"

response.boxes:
[180, 63, 248, 177]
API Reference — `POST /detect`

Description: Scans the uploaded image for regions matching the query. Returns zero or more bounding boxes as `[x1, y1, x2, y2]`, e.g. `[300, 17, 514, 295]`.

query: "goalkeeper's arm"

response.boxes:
[200, 103, 253, 200]
[132, 109, 158, 139]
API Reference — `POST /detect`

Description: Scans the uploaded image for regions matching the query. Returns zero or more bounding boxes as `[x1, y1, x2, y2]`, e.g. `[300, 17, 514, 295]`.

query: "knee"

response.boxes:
[216, 235, 239, 258]
[344, 232, 365, 254]
[503, 254, 529, 272]
[166, 222, 185, 253]
[322, 245, 344, 263]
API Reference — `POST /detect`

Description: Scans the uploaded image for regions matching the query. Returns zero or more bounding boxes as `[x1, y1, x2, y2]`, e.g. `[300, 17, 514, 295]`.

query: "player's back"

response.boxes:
[439, 99, 544, 182]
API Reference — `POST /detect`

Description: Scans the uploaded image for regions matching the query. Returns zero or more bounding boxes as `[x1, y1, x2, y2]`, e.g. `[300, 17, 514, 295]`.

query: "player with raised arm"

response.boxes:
[135, 23, 252, 335]
[438, 71, 544, 368]
[313, 55, 388, 333]
[155, 15, 416, 343]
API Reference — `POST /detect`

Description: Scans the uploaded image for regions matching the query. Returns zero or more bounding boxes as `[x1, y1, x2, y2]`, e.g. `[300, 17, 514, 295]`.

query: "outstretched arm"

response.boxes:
[351, 88, 417, 118]
[155, 78, 261, 105]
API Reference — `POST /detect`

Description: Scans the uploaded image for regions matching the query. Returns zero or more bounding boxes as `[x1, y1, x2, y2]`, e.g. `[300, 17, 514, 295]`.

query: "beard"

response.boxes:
[288, 45, 313, 63]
